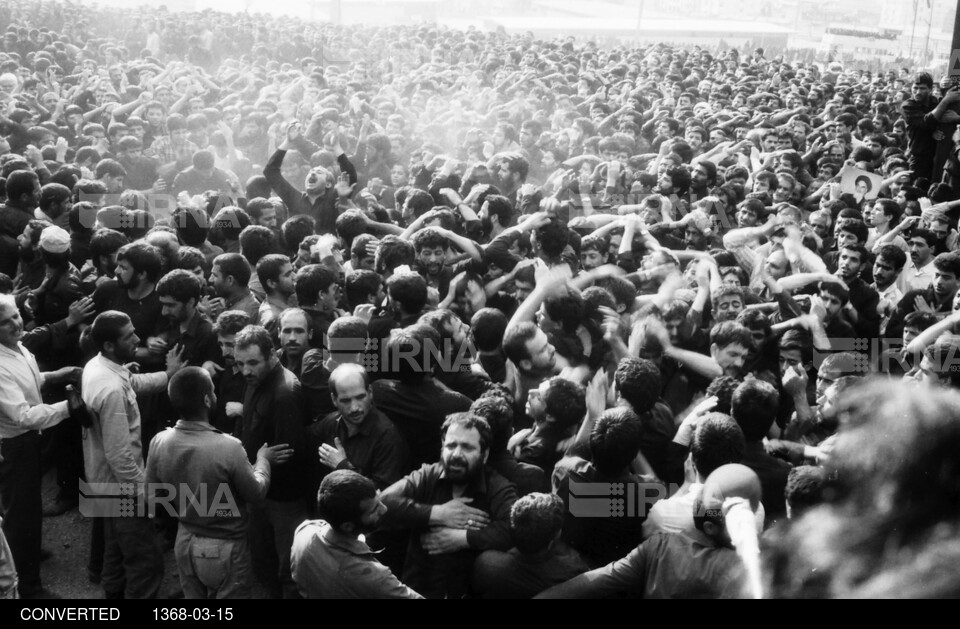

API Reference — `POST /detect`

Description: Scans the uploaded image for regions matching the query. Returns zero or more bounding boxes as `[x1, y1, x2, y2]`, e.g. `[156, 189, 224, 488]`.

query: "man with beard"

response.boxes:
[15, 219, 49, 290]
[476, 194, 513, 244]
[277, 308, 312, 377]
[155, 270, 219, 369]
[207, 310, 251, 435]
[82, 229, 128, 312]
[871, 245, 906, 334]
[832, 243, 880, 340]
[256, 254, 297, 341]
[502, 321, 560, 430]
[291, 470, 422, 599]
[91, 242, 165, 370]
[294, 265, 342, 342]
[689, 161, 717, 200]
[412, 227, 483, 297]
[313, 364, 409, 491]
[82, 310, 186, 598]
[0, 171, 41, 277]
[233, 325, 308, 599]
[264, 123, 357, 236]
[380, 413, 517, 599]
[208, 253, 261, 323]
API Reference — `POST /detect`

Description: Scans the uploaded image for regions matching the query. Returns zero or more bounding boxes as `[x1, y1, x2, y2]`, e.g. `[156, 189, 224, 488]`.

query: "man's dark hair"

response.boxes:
[212, 206, 252, 242]
[94, 159, 126, 179]
[412, 227, 449, 253]
[385, 329, 428, 385]
[281, 215, 316, 253]
[212, 310, 252, 336]
[470, 308, 507, 353]
[89, 228, 128, 265]
[213, 252, 251, 288]
[234, 324, 274, 360]
[470, 394, 514, 455]
[510, 493, 565, 555]
[691, 413, 746, 478]
[316, 470, 377, 529]
[117, 241, 163, 283]
[542, 377, 587, 430]
[590, 407, 643, 477]
[172, 205, 210, 247]
[536, 222, 569, 258]
[544, 291, 584, 335]
[933, 252, 960, 279]
[484, 194, 514, 226]
[5, 169, 39, 204]
[731, 379, 779, 442]
[90, 310, 132, 351]
[836, 218, 868, 244]
[168, 366, 214, 419]
[176, 246, 207, 274]
[503, 321, 539, 366]
[239, 225, 278, 265]
[615, 357, 662, 414]
[710, 321, 754, 351]
[155, 268, 202, 305]
[784, 465, 826, 516]
[335, 209, 367, 249]
[876, 243, 907, 271]
[344, 269, 381, 309]
[386, 272, 427, 314]
[295, 264, 337, 307]
[705, 375, 742, 415]
[441, 412, 493, 454]
[375, 235, 415, 275]
[256, 253, 291, 295]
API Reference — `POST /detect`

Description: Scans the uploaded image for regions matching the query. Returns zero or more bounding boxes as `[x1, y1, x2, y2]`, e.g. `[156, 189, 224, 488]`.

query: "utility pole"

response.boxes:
[951, 0, 960, 81]
[924, 0, 935, 65]
[911, 0, 920, 60]
[636, 0, 645, 33]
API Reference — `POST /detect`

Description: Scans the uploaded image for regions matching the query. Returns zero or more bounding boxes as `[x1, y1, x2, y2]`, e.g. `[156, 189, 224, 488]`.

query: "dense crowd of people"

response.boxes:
[1, 0, 960, 600]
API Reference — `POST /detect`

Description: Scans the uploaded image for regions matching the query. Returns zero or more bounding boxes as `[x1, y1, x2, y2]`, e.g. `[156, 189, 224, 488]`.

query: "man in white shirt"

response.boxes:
[899, 229, 937, 293]
[0, 294, 80, 598]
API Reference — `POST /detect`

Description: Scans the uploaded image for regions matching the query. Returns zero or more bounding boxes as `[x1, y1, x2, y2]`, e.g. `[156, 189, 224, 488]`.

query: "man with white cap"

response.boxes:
[32, 224, 86, 518]
[32, 225, 84, 327]
[537, 464, 763, 599]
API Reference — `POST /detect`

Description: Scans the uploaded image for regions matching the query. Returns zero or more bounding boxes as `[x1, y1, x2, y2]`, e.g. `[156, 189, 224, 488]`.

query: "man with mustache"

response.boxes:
[380, 413, 517, 599]
[263, 122, 357, 236]
[233, 324, 308, 599]
[277, 308, 312, 377]
[313, 364, 409, 492]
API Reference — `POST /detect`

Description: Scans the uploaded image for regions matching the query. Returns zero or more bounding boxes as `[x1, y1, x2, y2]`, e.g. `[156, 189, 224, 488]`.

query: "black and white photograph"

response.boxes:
[1, 0, 960, 606]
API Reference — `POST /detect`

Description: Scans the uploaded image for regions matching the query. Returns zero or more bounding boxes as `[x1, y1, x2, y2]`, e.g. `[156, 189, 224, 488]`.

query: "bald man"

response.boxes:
[537, 464, 762, 599]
